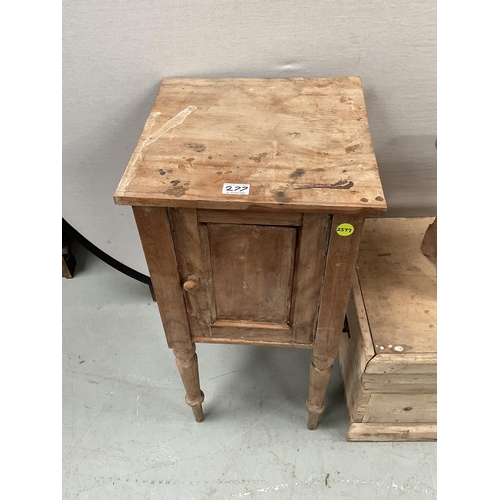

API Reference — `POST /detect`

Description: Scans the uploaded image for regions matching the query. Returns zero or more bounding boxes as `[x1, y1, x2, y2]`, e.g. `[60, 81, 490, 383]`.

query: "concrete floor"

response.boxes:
[62, 242, 437, 499]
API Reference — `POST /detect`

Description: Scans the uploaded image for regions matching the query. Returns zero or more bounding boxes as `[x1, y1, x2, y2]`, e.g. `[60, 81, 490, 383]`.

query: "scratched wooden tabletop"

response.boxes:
[114, 77, 386, 214]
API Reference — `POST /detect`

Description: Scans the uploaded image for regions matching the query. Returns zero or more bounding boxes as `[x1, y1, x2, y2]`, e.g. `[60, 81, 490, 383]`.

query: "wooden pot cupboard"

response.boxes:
[114, 77, 386, 429]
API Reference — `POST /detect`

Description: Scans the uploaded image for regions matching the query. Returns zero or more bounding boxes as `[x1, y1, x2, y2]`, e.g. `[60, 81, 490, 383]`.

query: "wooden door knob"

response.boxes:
[183, 275, 200, 293]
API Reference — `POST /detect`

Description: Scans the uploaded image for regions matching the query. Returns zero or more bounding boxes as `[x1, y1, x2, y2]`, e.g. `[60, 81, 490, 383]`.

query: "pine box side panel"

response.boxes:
[340, 270, 375, 423]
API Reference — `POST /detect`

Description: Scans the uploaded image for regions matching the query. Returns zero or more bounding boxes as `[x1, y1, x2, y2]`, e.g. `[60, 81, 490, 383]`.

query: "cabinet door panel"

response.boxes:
[208, 224, 296, 323]
[169, 208, 329, 346]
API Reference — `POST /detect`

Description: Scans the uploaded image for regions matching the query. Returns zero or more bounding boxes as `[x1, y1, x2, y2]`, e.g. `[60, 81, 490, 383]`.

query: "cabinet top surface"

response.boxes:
[114, 77, 386, 214]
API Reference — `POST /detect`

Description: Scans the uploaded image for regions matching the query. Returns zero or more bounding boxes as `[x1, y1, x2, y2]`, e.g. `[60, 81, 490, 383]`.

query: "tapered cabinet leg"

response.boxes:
[305, 355, 335, 430]
[173, 344, 205, 422]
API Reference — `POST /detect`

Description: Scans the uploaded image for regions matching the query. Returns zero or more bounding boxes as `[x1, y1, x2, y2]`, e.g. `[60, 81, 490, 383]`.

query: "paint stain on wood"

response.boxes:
[273, 191, 291, 203]
[184, 142, 206, 152]
[375, 196, 385, 201]
[158, 169, 166, 175]
[295, 179, 354, 190]
[361, 198, 368, 202]
[170, 179, 181, 186]
[164, 186, 187, 197]
[290, 168, 305, 180]
[250, 153, 268, 163]
[345, 144, 361, 153]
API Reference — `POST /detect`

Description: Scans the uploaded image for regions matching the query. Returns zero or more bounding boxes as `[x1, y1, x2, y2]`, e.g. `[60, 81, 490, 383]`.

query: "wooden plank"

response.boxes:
[362, 373, 437, 394]
[114, 77, 386, 215]
[361, 384, 436, 395]
[132, 207, 191, 348]
[349, 391, 371, 423]
[197, 209, 302, 226]
[191, 336, 312, 349]
[314, 215, 365, 359]
[168, 208, 213, 337]
[361, 393, 437, 423]
[208, 224, 296, 323]
[210, 320, 293, 343]
[349, 270, 376, 368]
[291, 213, 331, 343]
[340, 272, 376, 422]
[365, 353, 437, 374]
[346, 423, 437, 442]
[363, 370, 437, 384]
[198, 223, 218, 322]
[362, 274, 437, 354]
[356, 217, 436, 354]
[339, 328, 361, 418]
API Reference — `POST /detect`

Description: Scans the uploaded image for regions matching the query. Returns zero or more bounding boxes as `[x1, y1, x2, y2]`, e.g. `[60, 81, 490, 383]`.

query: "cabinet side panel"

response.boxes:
[132, 207, 191, 348]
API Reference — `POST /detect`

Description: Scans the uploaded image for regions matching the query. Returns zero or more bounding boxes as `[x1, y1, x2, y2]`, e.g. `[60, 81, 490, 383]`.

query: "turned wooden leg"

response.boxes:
[305, 355, 335, 430]
[173, 344, 204, 422]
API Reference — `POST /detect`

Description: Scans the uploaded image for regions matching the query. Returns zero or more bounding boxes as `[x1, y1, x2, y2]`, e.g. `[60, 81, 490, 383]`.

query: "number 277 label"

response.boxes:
[222, 183, 250, 195]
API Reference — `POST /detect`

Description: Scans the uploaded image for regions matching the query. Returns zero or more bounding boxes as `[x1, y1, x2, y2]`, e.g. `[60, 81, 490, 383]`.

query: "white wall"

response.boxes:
[63, 0, 436, 275]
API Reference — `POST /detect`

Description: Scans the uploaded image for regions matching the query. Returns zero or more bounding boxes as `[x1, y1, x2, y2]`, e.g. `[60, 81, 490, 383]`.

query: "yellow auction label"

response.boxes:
[336, 223, 355, 236]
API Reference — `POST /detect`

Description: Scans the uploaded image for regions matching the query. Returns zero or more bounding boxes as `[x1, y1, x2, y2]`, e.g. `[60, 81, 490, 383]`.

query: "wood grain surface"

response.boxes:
[114, 78, 386, 214]
[132, 207, 191, 349]
[346, 423, 437, 442]
[208, 223, 296, 323]
[356, 217, 437, 354]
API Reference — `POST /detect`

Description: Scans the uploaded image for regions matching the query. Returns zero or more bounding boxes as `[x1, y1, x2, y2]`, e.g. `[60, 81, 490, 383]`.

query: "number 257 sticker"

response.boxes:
[336, 223, 355, 236]
[222, 183, 250, 195]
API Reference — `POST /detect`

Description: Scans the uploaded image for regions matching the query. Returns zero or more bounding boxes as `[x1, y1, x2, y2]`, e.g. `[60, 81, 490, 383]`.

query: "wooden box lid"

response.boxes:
[114, 77, 386, 214]
[356, 217, 437, 356]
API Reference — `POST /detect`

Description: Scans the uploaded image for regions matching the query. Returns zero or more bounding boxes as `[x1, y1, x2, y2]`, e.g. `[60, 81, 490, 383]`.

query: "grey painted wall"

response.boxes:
[63, 0, 436, 275]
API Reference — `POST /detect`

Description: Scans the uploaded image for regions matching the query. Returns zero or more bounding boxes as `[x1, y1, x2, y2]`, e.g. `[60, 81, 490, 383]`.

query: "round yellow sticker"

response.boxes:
[336, 223, 354, 236]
